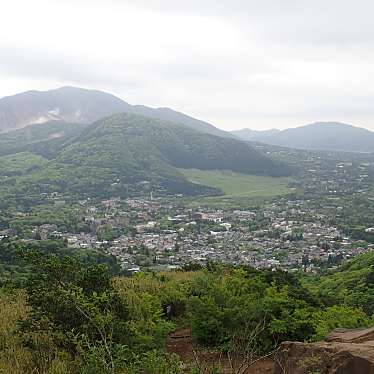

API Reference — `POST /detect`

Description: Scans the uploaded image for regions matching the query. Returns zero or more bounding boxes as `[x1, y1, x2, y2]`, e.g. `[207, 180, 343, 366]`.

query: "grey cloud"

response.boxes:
[119, 0, 374, 46]
[0, 45, 142, 90]
[1, 0, 374, 130]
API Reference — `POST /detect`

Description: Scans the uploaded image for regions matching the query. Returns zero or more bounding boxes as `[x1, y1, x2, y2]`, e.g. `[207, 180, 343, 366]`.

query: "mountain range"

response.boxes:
[2, 85, 373, 202]
[232, 122, 374, 153]
[0, 86, 231, 138]
[3, 87, 372, 154]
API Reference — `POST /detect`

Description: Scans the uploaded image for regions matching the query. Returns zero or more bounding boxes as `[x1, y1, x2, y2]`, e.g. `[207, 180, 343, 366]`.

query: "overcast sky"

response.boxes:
[1, 0, 374, 130]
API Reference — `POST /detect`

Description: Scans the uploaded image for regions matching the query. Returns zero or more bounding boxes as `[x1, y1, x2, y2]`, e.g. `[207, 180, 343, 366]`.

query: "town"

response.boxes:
[27, 193, 372, 274]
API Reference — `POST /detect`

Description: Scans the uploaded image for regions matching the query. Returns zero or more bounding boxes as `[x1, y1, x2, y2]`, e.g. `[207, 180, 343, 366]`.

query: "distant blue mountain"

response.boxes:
[232, 122, 374, 153]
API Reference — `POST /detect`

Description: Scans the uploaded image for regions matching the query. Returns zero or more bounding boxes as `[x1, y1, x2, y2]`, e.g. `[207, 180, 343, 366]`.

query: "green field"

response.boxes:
[179, 169, 294, 208]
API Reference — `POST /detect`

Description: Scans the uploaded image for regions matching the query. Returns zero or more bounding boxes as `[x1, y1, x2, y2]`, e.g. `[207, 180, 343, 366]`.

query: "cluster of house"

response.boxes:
[31, 196, 373, 273]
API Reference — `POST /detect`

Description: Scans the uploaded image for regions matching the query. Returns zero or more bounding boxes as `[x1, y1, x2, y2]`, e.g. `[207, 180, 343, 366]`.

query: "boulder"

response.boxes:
[325, 327, 374, 344]
[274, 328, 374, 374]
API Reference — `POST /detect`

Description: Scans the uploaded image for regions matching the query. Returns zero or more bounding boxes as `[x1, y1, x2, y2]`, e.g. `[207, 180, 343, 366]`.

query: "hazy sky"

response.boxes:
[1, 0, 374, 130]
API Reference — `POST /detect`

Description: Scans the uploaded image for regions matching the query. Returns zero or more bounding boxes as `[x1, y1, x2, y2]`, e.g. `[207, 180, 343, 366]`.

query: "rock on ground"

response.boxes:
[274, 328, 374, 374]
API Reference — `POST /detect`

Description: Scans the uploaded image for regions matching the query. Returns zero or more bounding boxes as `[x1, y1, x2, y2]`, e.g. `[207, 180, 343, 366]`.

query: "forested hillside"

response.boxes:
[0, 120, 87, 158]
[0, 113, 290, 206]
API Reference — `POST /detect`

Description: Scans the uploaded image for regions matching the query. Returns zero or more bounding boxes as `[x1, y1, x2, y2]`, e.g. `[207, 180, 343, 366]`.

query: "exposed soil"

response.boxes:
[166, 328, 274, 373]
[166, 328, 194, 362]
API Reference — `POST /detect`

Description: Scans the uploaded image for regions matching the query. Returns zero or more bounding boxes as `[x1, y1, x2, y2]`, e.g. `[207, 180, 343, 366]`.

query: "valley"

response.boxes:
[1, 129, 373, 278]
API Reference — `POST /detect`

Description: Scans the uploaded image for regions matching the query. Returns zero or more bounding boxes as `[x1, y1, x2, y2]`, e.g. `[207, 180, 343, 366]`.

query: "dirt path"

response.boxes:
[166, 327, 194, 362]
[166, 328, 274, 373]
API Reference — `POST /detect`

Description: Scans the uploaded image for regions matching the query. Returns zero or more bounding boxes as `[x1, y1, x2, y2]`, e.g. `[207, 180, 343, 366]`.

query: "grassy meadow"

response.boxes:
[179, 169, 294, 208]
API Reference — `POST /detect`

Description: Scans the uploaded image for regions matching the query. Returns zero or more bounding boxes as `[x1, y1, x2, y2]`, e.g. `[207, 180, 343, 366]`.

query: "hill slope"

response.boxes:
[61, 113, 288, 174]
[0, 113, 291, 200]
[0, 120, 87, 158]
[236, 122, 374, 153]
[0, 87, 232, 138]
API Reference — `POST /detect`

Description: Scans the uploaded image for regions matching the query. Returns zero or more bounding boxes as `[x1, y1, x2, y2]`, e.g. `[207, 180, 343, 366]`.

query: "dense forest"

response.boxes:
[1, 238, 373, 373]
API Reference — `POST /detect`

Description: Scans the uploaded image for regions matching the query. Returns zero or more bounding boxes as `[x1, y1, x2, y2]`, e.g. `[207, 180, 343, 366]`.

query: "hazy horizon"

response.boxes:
[1, 0, 374, 131]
